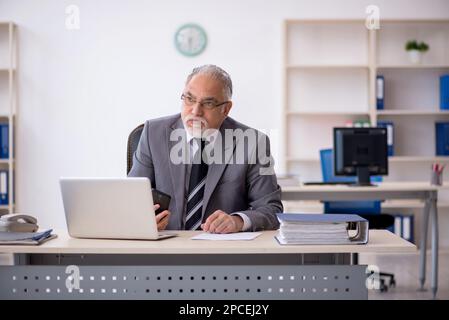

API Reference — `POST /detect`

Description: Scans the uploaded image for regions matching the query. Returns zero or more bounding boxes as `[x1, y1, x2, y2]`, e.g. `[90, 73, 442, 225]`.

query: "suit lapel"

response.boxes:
[166, 117, 187, 219]
[202, 119, 236, 215]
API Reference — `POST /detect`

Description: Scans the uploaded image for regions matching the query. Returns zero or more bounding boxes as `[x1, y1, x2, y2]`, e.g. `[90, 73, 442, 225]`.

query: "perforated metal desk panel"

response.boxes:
[0, 230, 415, 300]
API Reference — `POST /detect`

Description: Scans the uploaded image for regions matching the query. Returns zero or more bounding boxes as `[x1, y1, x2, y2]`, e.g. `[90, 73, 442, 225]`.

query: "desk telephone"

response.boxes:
[0, 214, 39, 232]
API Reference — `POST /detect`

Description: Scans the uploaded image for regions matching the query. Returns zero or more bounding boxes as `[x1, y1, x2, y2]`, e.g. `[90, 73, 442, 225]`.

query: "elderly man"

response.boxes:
[128, 65, 282, 233]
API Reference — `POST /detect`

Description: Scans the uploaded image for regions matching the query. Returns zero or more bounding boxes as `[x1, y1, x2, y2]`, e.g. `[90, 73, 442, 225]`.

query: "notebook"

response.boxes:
[0, 229, 57, 245]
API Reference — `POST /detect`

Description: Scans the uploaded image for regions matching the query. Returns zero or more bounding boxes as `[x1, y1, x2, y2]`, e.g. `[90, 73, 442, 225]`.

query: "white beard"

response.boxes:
[190, 120, 204, 138]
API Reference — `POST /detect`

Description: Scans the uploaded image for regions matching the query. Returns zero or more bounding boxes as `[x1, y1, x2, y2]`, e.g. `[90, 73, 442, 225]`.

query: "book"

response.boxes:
[0, 123, 8, 159]
[0, 170, 7, 205]
[435, 122, 449, 156]
[391, 214, 414, 243]
[377, 120, 394, 156]
[275, 213, 369, 245]
[402, 215, 414, 244]
[376, 75, 385, 110]
[441, 74, 449, 110]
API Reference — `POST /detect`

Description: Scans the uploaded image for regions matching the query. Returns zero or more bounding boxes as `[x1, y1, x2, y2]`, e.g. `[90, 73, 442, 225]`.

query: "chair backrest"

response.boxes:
[320, 148, 381, 214]
[127, 124, 144, 174]
[320, 149, 355, 183]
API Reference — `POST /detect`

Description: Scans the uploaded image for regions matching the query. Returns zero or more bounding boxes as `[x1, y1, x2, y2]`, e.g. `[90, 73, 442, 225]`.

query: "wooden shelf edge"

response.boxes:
[287, 157, 449, 163]
[287, 111, 370, 116]
[377, 110, 449, 116]
[283, 200, 449, 209]
[377, 65, 449, 69]
[287, 64, 369, 69]
[285, 19, 366, 24]
[389, 156, 449, 162]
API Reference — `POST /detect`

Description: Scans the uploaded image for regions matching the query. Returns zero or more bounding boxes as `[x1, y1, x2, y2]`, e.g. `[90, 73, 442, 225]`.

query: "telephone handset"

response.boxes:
[0, 214, 39, 232]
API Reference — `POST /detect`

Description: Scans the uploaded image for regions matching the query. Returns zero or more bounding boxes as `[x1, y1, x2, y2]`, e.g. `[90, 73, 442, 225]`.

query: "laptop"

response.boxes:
[60, 177, 177, 240]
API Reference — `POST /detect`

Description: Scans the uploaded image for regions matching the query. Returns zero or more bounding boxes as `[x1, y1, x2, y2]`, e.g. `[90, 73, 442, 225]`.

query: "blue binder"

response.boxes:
[376, 75, 385, 110]
[402, 215, 414, 244]
[0, 124, 8, 159]
[390, 214, 414, 244]
[435, 122, 449, 156]
[377, 121, 394, 156]
[0, 170, 8, 205]
[441, 74, 449, 110]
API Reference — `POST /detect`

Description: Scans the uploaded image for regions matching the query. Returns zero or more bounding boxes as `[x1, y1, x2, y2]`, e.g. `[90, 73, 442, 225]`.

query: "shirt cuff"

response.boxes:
[231, 212, 252, 231]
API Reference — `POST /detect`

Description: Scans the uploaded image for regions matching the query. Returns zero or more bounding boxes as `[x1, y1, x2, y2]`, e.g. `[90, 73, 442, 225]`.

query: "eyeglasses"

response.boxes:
[181, 94, 229, 110]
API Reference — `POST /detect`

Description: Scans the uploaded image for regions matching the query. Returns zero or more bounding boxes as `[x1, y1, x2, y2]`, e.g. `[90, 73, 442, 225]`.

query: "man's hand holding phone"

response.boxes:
[154, 204, 170, 231]
[152, 189, 172, 231]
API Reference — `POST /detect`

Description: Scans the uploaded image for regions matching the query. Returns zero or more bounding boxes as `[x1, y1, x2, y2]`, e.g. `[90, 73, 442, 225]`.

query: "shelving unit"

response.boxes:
[283, 19, 449, 180]
[0, 22, 17, 215]
[283, 19, 449, 247]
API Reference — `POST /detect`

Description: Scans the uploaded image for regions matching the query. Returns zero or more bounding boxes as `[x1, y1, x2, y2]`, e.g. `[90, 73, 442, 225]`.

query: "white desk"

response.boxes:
[0, 230, 414, 300]
[281, 182, 448, 299]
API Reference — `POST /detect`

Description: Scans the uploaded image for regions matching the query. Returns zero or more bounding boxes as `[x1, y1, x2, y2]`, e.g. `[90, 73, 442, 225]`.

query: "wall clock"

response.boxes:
[174, 23, 208, 57]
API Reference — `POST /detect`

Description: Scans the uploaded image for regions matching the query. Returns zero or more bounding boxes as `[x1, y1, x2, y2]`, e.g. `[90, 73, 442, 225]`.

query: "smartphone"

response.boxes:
[152, 189, 171, 214]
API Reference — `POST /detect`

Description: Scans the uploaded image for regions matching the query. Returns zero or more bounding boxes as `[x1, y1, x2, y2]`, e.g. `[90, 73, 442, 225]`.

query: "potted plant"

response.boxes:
[405, 40, 429, 64]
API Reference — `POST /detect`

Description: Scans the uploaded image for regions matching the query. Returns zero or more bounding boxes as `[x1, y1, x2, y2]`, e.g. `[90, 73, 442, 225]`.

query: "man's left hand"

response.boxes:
[201, 210, 243, 234]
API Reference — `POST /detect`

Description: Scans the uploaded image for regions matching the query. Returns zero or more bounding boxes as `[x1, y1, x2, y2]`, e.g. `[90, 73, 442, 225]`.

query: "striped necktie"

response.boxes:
[185, 138, 208, 230]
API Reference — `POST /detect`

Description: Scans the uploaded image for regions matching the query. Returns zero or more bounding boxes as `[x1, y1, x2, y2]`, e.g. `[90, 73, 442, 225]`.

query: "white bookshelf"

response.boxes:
[0, 22, 17, 215]
[283, 20, 449, 248]
[283, 19, 449, 247]
[284, 19, 449, 175]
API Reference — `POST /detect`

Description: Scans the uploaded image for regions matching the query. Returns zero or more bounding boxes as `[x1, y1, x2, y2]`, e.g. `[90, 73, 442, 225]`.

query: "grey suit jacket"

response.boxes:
[128, 113, 282, 231]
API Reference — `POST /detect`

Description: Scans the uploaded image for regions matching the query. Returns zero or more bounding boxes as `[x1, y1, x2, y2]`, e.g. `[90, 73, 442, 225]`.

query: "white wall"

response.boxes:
[0, 0, 448, 229]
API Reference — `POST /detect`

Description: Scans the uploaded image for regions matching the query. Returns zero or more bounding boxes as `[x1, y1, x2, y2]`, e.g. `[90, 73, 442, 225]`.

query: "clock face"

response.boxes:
[174, 24, 207, 57]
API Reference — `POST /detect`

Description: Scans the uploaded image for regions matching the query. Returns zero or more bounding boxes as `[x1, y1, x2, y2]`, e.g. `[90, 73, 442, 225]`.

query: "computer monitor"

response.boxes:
[333, 127, 388, 186]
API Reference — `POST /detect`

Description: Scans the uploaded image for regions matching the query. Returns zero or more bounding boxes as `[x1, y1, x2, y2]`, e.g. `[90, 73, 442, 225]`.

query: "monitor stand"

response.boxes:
[351, 167, 376, 187]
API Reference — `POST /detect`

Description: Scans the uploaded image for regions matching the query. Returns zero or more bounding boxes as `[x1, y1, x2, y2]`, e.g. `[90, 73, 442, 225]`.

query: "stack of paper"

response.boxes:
[278, 222, 350, 244]
[275, 214, 368, 245]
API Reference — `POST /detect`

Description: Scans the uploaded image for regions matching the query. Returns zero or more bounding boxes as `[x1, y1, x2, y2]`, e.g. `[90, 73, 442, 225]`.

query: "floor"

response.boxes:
[360, 251, 449, 300]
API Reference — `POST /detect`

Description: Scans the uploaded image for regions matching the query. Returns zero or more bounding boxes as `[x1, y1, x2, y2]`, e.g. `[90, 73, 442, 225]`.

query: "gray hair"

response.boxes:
[185, 64, 233, 100]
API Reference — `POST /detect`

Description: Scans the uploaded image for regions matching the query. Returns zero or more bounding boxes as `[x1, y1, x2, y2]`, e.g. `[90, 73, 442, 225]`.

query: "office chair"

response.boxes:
[127, 123, 144, 175]
[320, 149, 396, 291]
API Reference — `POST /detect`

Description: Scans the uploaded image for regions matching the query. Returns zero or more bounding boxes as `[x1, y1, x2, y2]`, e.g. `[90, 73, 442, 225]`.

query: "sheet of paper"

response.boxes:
[191, 232, 262, 241]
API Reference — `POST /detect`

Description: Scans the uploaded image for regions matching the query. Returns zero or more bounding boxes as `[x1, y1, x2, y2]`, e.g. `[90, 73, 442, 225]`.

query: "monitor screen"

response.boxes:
[334, 127, 388, 185]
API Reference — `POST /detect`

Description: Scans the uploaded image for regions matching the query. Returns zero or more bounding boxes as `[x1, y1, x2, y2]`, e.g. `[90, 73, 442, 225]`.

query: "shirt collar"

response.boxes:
[184, 127, 220, 146]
